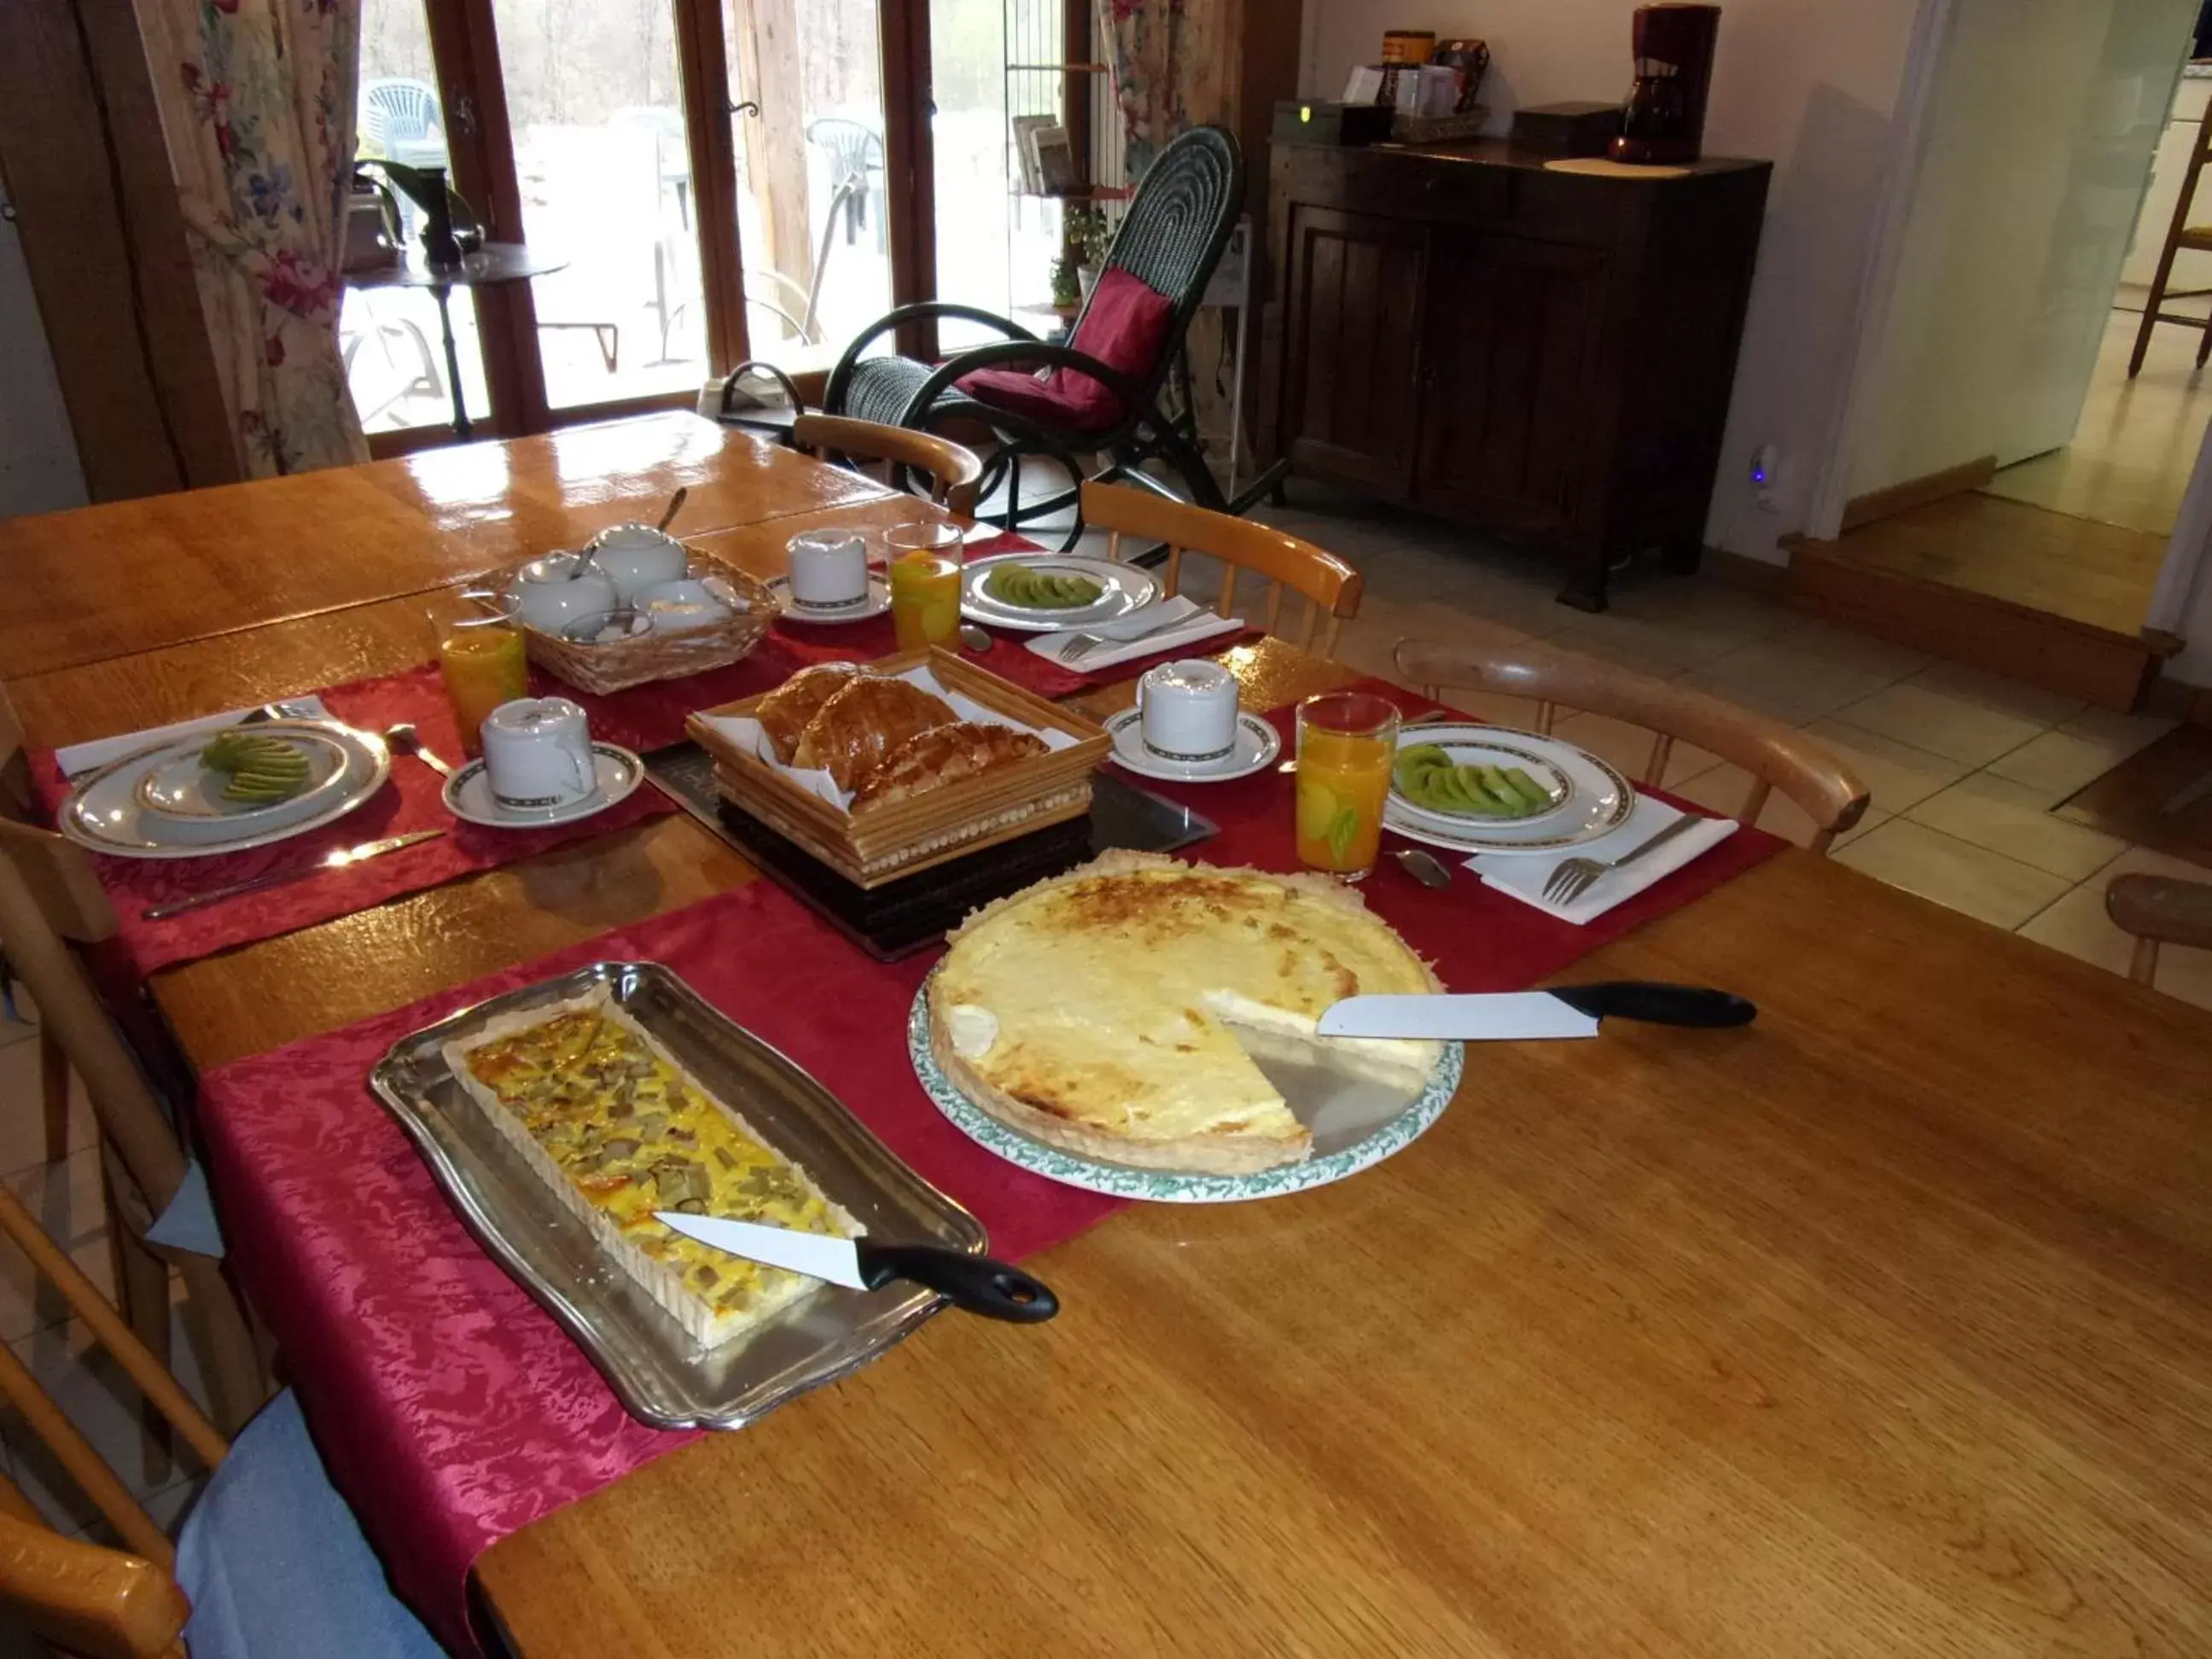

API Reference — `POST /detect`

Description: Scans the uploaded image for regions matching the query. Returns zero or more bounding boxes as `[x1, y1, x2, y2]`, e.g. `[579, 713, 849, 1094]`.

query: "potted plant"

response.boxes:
[1067, 204, 1111, 300]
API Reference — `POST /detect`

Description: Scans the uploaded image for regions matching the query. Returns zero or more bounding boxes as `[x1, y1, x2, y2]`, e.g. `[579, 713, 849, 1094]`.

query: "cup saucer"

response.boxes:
[441, 743, 644, 828]
[1105, 708, 1281, 783]
[765, 572, 892, 624]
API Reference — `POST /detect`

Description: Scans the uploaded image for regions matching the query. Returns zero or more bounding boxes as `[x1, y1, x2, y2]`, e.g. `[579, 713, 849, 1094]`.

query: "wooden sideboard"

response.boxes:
[1257, 140, 1770, 611]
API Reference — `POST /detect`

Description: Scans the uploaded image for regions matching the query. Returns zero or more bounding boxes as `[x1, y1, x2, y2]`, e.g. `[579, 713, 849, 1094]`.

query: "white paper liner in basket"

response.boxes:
[699, 663, 1078, 815]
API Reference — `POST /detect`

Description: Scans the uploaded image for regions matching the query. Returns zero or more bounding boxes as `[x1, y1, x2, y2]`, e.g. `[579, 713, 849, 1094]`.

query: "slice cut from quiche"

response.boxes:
[442, 985, 857, 1348]
[930, 852, 1443, 1175]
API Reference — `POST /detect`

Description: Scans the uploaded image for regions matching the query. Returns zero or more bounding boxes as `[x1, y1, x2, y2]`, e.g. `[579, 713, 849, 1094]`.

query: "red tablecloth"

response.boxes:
[195, 879, 1122, 1658]
[192, 678, 1784, 1656]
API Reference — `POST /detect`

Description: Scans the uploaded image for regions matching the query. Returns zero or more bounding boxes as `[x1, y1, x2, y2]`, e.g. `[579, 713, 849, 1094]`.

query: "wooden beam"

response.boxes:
[880, 0, 937, 361]
[0, 0, 240, 498]
[673, 0, 749, 374]
[734, 0, 812, 339]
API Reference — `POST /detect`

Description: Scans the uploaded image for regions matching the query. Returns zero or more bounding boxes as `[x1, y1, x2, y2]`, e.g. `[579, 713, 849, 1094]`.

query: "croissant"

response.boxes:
[851, 721, 1050, 812]
[755, 663, 864, 763]
[793, 677, 958, 790]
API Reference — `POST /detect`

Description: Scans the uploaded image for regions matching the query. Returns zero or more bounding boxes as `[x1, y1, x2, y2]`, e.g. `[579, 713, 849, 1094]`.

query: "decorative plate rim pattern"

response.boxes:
[905, 977, 1464, 1203]
[1103, 707, 1283, 783]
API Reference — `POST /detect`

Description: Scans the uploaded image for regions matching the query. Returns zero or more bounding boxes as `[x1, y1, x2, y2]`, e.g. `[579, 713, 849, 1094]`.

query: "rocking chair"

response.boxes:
[823, 126, 1284, 549]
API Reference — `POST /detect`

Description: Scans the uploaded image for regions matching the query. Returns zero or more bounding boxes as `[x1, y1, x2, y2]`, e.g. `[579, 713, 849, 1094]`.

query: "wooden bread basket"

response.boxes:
[491, 550, 777, 695]
[687, 648, 1110, 888]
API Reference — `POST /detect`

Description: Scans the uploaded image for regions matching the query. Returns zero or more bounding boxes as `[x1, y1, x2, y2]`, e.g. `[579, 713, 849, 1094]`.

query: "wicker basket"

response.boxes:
[687, 647, 1111, 888]
[489, 550, 777, 696]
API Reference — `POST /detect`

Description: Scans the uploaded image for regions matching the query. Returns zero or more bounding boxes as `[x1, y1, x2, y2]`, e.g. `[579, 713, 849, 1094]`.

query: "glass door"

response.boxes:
[719, 0, 896, 373]
[486, 0, 710, 411]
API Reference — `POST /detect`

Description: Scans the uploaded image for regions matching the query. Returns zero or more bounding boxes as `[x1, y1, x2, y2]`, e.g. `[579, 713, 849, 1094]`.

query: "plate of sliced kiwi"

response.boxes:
[1382, 723, 1635, 855]
[137, 728, 353, 825]
[960, 552, 1157, 632]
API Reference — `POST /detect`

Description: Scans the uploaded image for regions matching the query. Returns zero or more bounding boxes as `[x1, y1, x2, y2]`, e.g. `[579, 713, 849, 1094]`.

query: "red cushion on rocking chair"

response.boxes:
[957, 268, 1173, 433]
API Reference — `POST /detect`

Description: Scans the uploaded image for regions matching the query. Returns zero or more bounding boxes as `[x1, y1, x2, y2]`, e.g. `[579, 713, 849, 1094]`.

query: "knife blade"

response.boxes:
[141, 827, 448, 921]
[1318, 981, 1757, 1040]
[654, 1212, 1057, 1324]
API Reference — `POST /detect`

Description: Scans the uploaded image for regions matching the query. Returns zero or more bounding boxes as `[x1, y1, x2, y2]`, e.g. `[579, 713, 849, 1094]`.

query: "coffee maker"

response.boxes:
[1610, 4, 1721, 166]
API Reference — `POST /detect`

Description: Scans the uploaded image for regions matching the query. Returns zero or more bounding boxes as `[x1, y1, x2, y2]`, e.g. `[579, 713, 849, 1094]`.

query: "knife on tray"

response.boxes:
[654, 1212, 1059, 1324]
[1318, 981, 1757, 1041]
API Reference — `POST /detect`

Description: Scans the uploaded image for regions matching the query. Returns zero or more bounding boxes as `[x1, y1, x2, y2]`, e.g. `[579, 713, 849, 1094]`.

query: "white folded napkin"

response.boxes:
[55, 697, 333, 779]
[1464, 795, 1738, 925]
[1024, 596, 1245, 672]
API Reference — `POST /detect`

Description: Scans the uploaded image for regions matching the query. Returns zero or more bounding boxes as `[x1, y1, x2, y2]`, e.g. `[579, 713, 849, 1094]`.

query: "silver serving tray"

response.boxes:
[368, 961, 987, 1430]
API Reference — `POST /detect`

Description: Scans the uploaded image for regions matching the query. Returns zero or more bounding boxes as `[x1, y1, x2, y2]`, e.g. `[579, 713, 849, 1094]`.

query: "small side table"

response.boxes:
[345, 242, 569, 439]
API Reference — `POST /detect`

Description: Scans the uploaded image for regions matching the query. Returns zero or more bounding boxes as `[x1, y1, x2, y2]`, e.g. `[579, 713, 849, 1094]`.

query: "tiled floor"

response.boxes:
[1, 473, 2208, 1570]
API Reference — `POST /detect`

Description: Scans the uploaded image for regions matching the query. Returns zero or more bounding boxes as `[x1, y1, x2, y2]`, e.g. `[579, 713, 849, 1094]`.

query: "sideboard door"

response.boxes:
[1412, 232, 1608, 542]
[1274, 206, 1430, 497]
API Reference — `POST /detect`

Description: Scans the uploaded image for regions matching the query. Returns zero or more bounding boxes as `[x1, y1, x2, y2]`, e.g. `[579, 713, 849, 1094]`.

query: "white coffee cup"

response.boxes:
[509, 555, 619, 634]
[479, 697, 599, 811]
[786, 530, 870, 608]
[585, 524, 688, 603]
[1136, 658, 1240, 763]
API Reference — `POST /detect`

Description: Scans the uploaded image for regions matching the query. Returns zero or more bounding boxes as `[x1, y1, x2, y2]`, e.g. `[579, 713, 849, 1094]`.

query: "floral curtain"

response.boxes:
[137, 0, 370, 477]
[1096, 0, 1231, 179]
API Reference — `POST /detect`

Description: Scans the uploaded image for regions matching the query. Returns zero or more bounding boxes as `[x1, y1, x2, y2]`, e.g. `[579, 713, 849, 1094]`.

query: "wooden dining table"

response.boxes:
[7, 421, 2212, 1657]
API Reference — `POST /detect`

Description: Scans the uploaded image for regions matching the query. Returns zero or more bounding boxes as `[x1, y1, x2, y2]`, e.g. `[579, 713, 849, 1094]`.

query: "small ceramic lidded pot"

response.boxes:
[785, 528, 871, 608]
[1136, 658, 1240, 763]
[585, 523, 689, 603]
[509, 554, 619, 634]
[479, 697, 598, 811]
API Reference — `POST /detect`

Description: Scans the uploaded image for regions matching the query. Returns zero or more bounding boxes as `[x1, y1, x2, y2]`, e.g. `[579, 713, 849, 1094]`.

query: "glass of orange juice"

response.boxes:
[431, 592, 529, 757]
[887, 521, 965, 652]
[1295, 691, 1400, 880]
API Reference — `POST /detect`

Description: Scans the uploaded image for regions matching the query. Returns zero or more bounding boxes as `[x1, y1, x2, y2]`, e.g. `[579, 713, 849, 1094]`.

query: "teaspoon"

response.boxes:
[385, 722, 455, 780]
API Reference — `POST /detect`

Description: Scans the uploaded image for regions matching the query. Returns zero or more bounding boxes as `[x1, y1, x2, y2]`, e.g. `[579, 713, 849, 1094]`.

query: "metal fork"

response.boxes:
[1060, 608, 1195, 665]
[1541, 813, 1704, 907]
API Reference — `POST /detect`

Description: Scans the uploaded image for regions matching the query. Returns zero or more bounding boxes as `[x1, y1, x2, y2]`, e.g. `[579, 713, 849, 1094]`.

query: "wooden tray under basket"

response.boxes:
[493, 550, 777, 695]
[686, 647, 1111, 888]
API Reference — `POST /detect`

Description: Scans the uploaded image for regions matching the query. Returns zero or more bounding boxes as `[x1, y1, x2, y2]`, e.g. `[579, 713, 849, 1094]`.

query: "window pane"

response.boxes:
[349, 0, 490, 433]
[490, 0, 708, 410]
[931, 0, 1068, 349]
[722, 0, 894, 373]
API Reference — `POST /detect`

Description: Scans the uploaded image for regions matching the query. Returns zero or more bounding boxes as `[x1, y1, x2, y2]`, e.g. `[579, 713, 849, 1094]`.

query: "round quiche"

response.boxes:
[929, 851, 1442, 1174]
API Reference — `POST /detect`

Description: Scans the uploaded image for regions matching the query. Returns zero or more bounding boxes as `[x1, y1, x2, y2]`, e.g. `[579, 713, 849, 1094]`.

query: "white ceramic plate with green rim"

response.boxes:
[905, 981, 1464, 1203]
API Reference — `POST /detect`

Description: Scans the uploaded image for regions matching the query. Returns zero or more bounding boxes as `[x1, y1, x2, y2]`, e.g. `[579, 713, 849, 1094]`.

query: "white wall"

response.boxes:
[0, 209, 87, 520]
[1842, 0, 2194, 499]
[1301, 0, 1925, 562]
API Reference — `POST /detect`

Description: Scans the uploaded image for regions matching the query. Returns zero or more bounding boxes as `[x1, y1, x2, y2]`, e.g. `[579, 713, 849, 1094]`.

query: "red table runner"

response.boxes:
[768, 527, 1260, 699]
[34, 666, 680, 979]
[195, 879, 1122, 1658]
[189, 677, 1784, 1655]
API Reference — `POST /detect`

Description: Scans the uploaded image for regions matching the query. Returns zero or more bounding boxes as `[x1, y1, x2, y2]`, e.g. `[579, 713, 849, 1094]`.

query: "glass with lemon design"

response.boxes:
[1295, 691, 1400, 880]
[886, 521, 966, 650]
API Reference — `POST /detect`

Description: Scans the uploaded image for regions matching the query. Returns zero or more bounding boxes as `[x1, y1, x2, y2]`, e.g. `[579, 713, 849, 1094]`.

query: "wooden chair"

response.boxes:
[0, 690, 267, 1439]
[2104, 871, 2212, 987]
[0, 1181, 442, 1659]
[1393, 637, 1871, 852]
[790, 413, 984, 520]
[2129, 93, 2212, 377]
[1081, 480, 1362, 661]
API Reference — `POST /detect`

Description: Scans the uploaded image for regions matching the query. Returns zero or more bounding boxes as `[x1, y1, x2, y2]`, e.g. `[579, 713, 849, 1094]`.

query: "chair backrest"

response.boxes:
[361, 79, 441, 149]
[1393, 637, 1871, 852]
[1082, 480, 1360, 659]
[805, 117, 882, 179]
[0, 1179, 230, 1656]
[792, 413, 983, 519]
[1080, 125, 1243, 400]
[2104, 871, 2212, 987]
